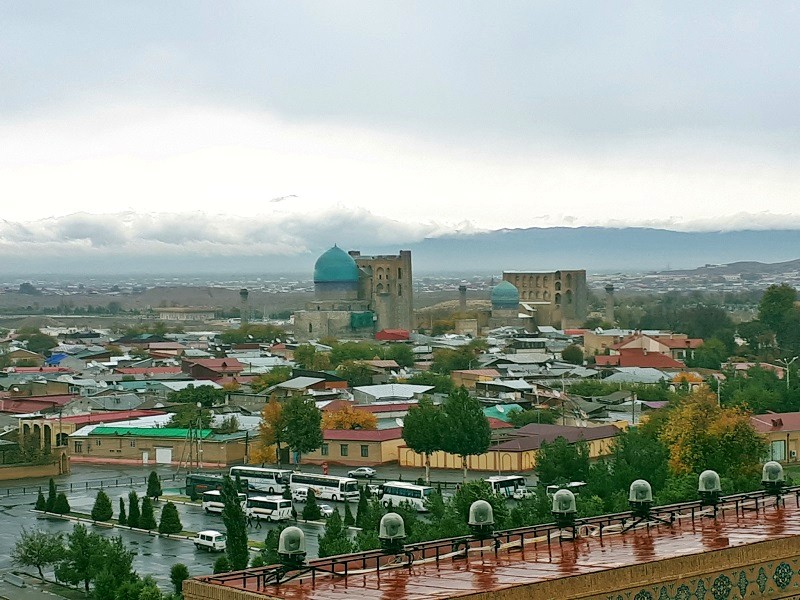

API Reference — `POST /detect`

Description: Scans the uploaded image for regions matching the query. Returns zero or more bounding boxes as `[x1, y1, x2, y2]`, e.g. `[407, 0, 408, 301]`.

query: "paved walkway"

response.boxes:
[0, 573, 70, 600]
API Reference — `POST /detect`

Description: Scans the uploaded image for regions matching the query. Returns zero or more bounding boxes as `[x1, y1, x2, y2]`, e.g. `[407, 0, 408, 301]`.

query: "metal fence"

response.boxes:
[0, 473, 185, 497]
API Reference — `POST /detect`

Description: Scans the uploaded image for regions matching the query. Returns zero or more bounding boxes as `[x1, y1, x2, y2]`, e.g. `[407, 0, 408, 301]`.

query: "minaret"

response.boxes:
[604, 284, 615, 325]
[239, 288, 250, 326]
[458, 284, 467, 313]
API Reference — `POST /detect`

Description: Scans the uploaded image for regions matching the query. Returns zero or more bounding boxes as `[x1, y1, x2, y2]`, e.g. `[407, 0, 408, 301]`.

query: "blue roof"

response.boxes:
[45, 353, 68, 366]
[313, 246, 359, 283]
[492, 281, 520, 309]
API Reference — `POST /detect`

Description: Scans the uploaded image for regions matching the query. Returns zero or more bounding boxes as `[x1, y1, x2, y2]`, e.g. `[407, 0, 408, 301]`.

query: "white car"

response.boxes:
[348, 467, 376, 478]
[194, 530, 226, 552]
[367, 484, 381, 497]
[319, 504, 335, 518]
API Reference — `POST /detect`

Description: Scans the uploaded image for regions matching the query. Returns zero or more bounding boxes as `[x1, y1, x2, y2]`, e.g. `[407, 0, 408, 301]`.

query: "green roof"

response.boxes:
[491, 281, 520, 309]
[483, 403, 523, 423]
[91, 427, 213, 438]
[313, 246, 359, 283]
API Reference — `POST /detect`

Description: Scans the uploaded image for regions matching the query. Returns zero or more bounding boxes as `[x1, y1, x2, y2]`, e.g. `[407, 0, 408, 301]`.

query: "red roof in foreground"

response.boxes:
[595, 348, 684, 369]
[751, 412, 800, 433]
[322, 427, 403, 441]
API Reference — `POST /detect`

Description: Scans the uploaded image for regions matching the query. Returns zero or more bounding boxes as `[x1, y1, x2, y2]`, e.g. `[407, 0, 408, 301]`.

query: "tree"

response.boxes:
[441, 387, 491, 480]
[302, 489, 322, 521]
[660, 388, 767, 483]
[507, 408, 558, 427]
[251, 367, 292, 394]
[221, 475, 249, 571]
[168, 404, 212, 429]
[261, 525, 288, 566]
[118, 497, 127, 525]
[450, 480, 509, 530]
[91, 490, 113, 522]
[170, 563, 190, 595]
[405, 372, 454, 394]
[213, 556, 230, 574]
[335, 360, 375, 387]
[402, 396, 445, 484]
[159, 502, 183, 534]
[759, 284, 797, 332]
[140, 497, 157, 530]
[35, 490, 46, 511]
[535, 437, 590, 485]
[561, 344, 583, 365]
[689, 338, 729, 369]
[12, 528, 64, 578]
[293, 345, 332, 370]
[147, 471, 163, 500]
[431, 347, 474, 374]
[282, 396, 323, 464]
[322, 405, 378, 430]
[53, 493, 70, 514]
[167, 385, 226, 408]
[384, 344, 414, 368]
[355, 487, 370, 529]
[127, 491, 141, 528]
[252, 397, 284, 465]
[318, 510, 355, 558]
[46, 478, 57, 512]
[343, 499, 355, 527]
[19, 331, 58, 354]
[56, 526, 134, 593]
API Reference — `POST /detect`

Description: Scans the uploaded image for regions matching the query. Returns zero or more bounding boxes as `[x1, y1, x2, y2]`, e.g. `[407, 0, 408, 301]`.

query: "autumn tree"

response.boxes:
[293, 345, 332, 370]
[402, 396, 445, 484]
[252, 397, 284, 465]
[322, 405, 378, 430]
[660, 388, 766, 483]
[441, 387, 491, 480]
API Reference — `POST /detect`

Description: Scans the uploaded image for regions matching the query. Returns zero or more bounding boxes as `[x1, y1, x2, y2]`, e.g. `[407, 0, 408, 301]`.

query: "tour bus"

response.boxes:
[245, 496, 293, 522]
[229, 466, 293, 494]
[485, 475, 529, 499]
[289, 472, 359, 502]
[379, 481, 434, 512]
[201, 490, 247, 514]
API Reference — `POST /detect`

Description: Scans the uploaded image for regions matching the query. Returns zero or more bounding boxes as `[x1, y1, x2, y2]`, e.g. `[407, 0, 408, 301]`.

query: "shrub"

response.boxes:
[158, 502, 183, 535]
[91, 490, 114, 521]
[52, 492, 70, 515]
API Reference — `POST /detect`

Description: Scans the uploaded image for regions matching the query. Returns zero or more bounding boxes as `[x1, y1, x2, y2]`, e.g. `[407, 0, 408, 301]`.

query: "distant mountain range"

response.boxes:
[3, 226, 800, 275]
[659, 258, 800, 276]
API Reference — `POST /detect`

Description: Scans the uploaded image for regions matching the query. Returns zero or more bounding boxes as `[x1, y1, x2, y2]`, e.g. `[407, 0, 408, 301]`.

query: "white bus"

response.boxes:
[229, 466, 292, 494]
[289, 472, 359, 502]
[379, 481, 434, 512]
[245, 496, 293, 522]
[486, 475, 528, 499]
[201, 490, 247, 514]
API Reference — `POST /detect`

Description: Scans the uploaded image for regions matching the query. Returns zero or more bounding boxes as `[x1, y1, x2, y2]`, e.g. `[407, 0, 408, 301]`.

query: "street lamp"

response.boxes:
[777, 356, 799, 391]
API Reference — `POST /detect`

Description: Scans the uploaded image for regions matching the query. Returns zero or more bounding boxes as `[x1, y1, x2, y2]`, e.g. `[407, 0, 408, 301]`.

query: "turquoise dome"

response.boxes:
[492, 280, 520, 310]
[313, 246, 359, 283]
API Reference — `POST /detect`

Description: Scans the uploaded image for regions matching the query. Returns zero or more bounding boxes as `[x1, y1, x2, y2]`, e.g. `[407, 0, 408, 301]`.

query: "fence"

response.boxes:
[0, 473, 185, 497]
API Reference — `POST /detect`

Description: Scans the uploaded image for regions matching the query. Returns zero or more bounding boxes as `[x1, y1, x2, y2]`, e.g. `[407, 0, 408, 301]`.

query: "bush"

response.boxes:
[140, 497, 157, 530]
[213, 555, 230, 574]
[46, 478, 57, 512]
[250, 555, 265, 568]
[53, 492, 70, 515]
[159, 502, 183, 534]
[91, 490, 114, 521]
[302, 489, 322, 521]
[35, 491, 46, 511]
[169, 563, 190, 595]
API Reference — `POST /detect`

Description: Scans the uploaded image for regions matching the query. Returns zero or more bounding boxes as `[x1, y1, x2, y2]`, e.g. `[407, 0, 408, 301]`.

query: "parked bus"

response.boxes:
[379, 481, 434, 512]
[229, 466, 292, 494]
[289, 472, 359, 502]
[485, 475, 529, 499]
[201, 490, 247, 514]
[245, 496, 293, 522]
[186, 473, 249, 500]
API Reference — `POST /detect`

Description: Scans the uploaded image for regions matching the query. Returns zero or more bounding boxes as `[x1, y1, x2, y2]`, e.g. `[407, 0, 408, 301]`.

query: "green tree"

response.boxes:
[56, 525, 134, 593]
[759, 284, 797, 332]
[507, 408, 558, 427]
[35, 490, 46, 511]
[159, 502, 183, 534]
[441, 387, 491, 480]
[221, 476, 249, 570]
[46, 478, 57, 512]
[355, 487, 370, 529]
[384, 344, 414, 368]
[251, 366, 292, 394]
[302, 488, 322, 521]
[147, 471, 163, 499]
[12, 528, 64, 578]
[140, 497, 157, 530]
[168, 404, 213, 429]
[318, 510, 355, 558]
[213, 556, 230, 574]
[167, 385, 226, 408]
[535, 437, 590, 485]
[282, 396, 323, 464]
[405, 372, 454, 394]
[19, 331, 58, 354]
[118, 497, 127, 525]
[261, 525, 287, 566]
[335, 360, 375, 387]
[343, 499, 355, 527]
[689, 338, 729, 369]
[450, 480, 509, 530]
[561, 344, 583, 365]
[91, 490, 113, 522]
[293, 345, 332, 370]
[170, 563, 190, 595]
[401, 396, 445, 484]
[53, 493, 70, 514]
[127, 491, 140, 528]
[431, 347, 474, 374]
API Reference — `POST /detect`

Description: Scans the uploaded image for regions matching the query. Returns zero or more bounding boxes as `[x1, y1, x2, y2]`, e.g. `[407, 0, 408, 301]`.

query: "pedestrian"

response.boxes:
[292, 507, 298, 522]
[254, 516, 262, 529]
[246, 514, 253, 527]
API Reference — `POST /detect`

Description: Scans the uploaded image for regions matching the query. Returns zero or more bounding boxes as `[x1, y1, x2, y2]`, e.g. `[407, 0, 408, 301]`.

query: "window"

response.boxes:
[360, 445, 369, 458]
[398, 284, 402, 296]
[321, 443, 329, 456]
[130, 440, 136, 447]
[95, 439, 101, 446]
[74, 441, 83, 453]
[398, 268, 402, 278]
[340, 444, 349, 457]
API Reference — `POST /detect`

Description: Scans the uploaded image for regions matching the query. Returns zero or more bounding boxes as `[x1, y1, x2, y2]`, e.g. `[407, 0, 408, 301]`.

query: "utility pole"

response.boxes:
[777, 356, 798, 391]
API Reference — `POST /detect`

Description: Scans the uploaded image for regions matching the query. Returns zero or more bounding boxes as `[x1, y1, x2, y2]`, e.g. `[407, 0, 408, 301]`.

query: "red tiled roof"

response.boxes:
[596, 349, 684, 369]
[487, 417, 514, 429]
[364, 360, 400, 369]
[322, 427, 403, 441]
[115, 367, 183, 375]
[185, 358, 245, 372]
[0, 395, 77, 414]
[751, 412, 800, 434]
[451, 369, 502, 377]
[659, 337, 703, 349]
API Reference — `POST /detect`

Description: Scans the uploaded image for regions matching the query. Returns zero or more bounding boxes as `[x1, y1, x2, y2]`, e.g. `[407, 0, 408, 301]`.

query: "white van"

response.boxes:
[292, 487, 308, 503]
[194, 530, 227, 552]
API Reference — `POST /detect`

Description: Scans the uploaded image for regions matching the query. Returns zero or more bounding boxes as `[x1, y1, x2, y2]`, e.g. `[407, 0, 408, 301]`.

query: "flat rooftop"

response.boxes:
[192, 493, 800, 599]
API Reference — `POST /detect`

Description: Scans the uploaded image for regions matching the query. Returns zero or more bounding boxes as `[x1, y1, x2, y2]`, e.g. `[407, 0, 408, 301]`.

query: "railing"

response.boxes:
[198, 484, 800, 590]
[0, 473, 184, 497]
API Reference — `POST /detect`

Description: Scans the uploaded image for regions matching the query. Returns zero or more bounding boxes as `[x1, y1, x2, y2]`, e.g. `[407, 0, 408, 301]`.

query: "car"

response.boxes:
[319, 504, 335, 518]
[194, 530, 227, 552]
[367, 484, 381, 497]
[348, 467, 376, 478]
[292, 487, 309, 503]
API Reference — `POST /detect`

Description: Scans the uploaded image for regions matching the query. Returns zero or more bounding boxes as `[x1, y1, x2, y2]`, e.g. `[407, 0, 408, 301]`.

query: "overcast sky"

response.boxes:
[2, 1, 800, 263]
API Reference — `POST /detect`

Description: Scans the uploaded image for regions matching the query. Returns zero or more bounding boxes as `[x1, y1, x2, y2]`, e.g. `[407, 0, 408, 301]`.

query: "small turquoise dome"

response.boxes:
[492, 281, 520, 309]
[314, 246, 359, 283]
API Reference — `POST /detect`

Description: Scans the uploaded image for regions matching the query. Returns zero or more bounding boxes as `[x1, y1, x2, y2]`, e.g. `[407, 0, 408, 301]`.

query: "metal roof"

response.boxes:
[90, 426, 213, 438]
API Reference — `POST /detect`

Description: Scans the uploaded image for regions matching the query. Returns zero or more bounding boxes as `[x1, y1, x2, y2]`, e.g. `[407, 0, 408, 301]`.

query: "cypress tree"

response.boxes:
[158, 501, 183, 534]
[46, 478, 57, 512]
[91, 490, 114, 521]
[318, 511, 355, 558]
[140, 497, 157, 530]
[302, 488, 321, 521]
[118, 497, 127, 525]
[53, 492, 70, 514]
[343, 498, 355, 527]
[127, 491, 140, 528]
[146, 471, 162, 500]
[221, 475, 249, 571]
[35, 490, 47, 511]
[355, 487, 369, 529]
